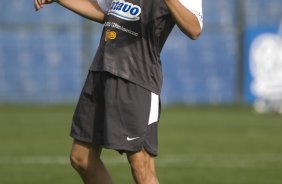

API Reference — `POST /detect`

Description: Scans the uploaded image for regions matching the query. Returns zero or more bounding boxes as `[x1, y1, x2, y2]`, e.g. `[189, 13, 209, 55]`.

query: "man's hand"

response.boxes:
[34, 0, 56, 11]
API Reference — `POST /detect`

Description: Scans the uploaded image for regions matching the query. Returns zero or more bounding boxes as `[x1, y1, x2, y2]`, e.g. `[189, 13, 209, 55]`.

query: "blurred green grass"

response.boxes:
[1, 105, 282, 184]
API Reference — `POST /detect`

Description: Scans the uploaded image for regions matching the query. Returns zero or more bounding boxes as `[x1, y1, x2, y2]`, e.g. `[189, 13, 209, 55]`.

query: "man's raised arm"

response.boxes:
[164, 0, 203, 40]
[34, 0, 107, 23]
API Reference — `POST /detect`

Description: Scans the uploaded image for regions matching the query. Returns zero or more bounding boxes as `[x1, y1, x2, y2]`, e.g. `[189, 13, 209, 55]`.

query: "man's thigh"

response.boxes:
[126, 148, 156, 168]
[70, 140, 103, 161]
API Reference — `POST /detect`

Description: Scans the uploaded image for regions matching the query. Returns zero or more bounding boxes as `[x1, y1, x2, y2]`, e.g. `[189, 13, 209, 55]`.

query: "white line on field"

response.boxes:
[1, 154, 282, 169]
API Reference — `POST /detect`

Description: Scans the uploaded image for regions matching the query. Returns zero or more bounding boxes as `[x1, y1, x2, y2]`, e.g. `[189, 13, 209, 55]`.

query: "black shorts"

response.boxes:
[70, 71, 160, 156]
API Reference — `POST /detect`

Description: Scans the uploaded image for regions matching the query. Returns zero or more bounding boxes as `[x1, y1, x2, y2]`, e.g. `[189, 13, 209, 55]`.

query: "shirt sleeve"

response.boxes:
[96, 0, 112, 13]
[179, 0, 203, 29]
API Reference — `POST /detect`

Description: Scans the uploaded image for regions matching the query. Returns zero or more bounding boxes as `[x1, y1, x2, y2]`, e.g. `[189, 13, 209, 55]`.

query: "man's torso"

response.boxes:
[91, 0, 175, 94]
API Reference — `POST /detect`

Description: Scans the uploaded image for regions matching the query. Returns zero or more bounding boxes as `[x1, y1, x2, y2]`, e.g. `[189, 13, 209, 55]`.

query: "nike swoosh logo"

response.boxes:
[127, 136, 140, 141]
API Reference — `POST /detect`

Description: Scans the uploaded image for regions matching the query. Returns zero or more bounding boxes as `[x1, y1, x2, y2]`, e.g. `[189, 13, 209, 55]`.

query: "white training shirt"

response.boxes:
[179, 0, 203, 29]
[96, 0, 203, 29]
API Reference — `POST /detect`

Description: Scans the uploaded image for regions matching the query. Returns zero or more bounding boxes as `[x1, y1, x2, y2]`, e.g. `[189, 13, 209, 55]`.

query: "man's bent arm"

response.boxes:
[35, 0, 106, 23]
[164, 0, 202, 40]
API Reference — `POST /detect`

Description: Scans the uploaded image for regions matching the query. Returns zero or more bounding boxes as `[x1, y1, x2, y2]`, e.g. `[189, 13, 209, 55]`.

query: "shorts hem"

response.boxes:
[70, 134, 158, 156]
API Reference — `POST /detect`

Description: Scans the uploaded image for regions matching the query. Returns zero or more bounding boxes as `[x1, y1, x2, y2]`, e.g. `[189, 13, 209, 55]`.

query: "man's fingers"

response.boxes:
[34, 0, 44, 11]
[34, 0, 41, 11]
[34, 0, 55, 11]
[38, 0, 44, 7]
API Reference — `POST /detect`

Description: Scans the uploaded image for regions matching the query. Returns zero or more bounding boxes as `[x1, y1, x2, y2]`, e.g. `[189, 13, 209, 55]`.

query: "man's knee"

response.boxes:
[69, 140, 101, 173]
[70, 150, 88, 173]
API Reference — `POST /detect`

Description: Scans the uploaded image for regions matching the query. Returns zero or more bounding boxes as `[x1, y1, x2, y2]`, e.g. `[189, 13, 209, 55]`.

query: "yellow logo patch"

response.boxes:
[105, 30, 117, 41]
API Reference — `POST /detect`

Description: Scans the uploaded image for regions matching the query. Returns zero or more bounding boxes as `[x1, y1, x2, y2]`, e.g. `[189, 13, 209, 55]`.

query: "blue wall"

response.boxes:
[162, 0, 239, 104]
[0, 1, 84, 103]
[0, 0, 281, 104]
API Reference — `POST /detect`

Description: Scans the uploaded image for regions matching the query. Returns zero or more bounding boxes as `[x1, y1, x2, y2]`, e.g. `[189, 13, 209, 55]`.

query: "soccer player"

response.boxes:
[34, 0, 203, 183]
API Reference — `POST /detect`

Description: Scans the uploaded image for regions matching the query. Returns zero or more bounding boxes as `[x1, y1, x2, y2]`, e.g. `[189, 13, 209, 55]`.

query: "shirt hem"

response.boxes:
[89, 67, 161, 95]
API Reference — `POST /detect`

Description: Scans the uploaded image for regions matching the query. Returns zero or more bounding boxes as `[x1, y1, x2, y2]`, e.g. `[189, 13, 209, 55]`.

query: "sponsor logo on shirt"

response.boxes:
[109, 0, 141, 21]
[105, 21, 139, 37]
[105, 30, 117, 41]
